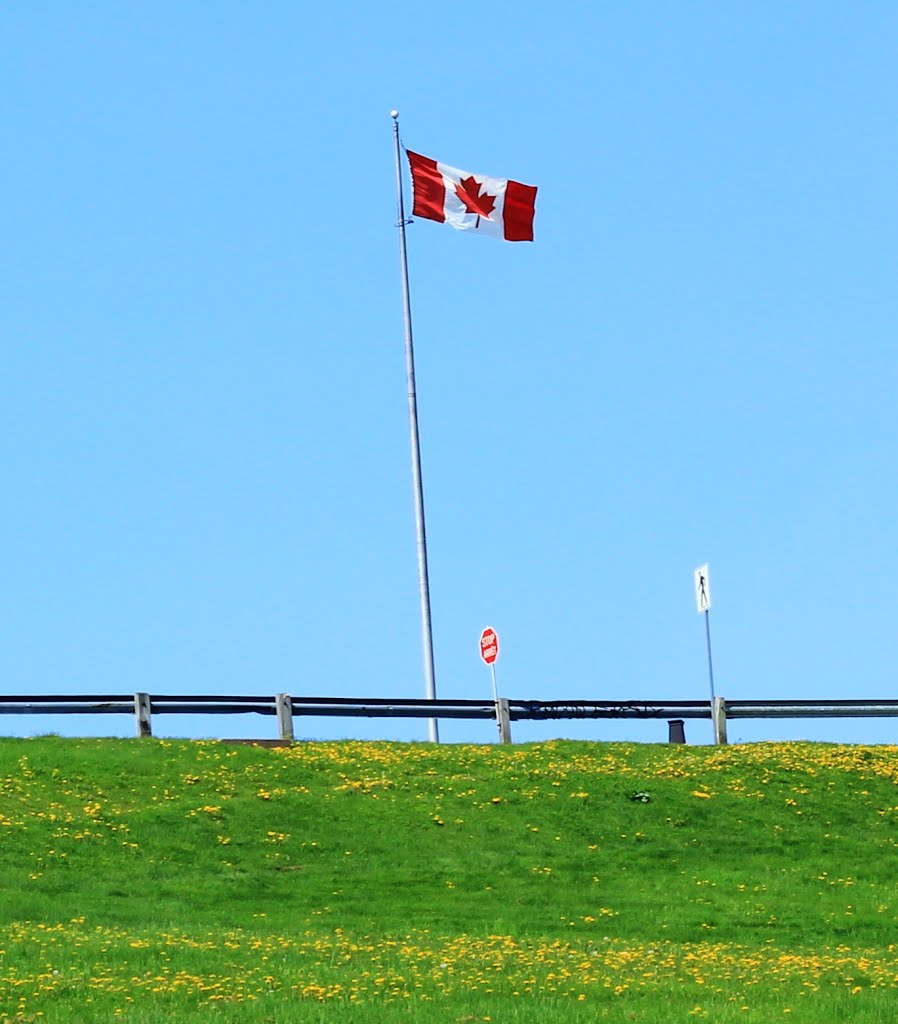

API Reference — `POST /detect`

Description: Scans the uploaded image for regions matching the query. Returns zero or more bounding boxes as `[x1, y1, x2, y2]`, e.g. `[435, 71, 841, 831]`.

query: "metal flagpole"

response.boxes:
[391, 110, 439, 743]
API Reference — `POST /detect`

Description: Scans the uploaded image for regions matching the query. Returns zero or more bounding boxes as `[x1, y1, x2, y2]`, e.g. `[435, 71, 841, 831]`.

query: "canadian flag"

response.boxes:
[406, 150, 537, 242]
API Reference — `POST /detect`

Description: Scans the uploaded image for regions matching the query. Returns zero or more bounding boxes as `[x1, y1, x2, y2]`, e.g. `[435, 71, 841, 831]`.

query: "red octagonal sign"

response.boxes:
[479, 626, 499, 665]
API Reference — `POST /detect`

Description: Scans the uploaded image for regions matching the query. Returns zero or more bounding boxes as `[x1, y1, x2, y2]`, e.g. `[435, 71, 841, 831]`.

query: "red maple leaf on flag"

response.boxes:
[454, 175, 496, 220]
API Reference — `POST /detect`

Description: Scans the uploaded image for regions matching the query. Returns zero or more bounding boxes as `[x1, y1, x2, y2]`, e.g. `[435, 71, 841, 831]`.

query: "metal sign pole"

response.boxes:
[704, 609, 716, 704]
[694, 563, 717, 740]
[490, 663, 512, 744]
[392, 111, 439, 743]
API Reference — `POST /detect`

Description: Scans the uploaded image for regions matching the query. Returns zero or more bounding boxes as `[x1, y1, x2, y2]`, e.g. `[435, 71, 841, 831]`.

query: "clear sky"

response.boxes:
[2, 3, 896, 745]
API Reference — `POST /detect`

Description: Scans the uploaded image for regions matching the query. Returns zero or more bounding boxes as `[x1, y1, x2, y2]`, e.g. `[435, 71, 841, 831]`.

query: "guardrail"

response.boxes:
[2, 694, 898, 744]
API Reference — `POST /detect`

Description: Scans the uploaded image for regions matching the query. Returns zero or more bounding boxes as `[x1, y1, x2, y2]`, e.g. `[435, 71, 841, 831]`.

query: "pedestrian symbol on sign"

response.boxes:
[694, 564, 711, 613]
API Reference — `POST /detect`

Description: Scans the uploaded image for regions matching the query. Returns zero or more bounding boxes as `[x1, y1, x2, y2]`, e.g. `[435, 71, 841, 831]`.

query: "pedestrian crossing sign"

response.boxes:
[694, 564, 711, 613]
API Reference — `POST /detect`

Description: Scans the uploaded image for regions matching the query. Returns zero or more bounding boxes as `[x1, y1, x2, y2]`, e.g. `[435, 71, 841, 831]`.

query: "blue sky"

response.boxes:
[2, 3, 896, 745]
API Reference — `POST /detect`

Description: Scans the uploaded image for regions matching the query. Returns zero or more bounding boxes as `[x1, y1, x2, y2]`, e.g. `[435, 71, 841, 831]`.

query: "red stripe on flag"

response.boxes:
[406, 151, 446, 224]
[503, 180, 537, 242]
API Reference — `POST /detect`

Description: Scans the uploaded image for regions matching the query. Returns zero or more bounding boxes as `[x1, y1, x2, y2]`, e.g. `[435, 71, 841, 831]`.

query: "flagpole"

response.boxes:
[391, 110, 439, 744]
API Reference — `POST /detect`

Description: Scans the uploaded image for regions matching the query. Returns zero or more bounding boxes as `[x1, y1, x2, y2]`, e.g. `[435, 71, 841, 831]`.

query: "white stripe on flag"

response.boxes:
[436, 161, 509, 239]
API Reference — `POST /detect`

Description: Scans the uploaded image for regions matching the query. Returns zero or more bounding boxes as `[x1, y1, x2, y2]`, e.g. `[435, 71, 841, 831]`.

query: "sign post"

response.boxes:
[479, 627, 510, 743]
[694, 564, 723, 742]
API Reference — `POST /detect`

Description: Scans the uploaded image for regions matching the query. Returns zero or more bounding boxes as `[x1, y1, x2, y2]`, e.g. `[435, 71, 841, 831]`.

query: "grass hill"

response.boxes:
[1, 736, 898, 1022]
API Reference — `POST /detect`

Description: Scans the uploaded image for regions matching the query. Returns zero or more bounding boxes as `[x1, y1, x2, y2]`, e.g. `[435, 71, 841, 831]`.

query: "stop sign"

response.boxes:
[479, 627, 499, 665]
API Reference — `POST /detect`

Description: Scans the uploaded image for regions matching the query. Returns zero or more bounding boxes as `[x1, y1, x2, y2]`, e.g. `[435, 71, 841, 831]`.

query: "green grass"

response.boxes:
[2, 736, 898, 1021]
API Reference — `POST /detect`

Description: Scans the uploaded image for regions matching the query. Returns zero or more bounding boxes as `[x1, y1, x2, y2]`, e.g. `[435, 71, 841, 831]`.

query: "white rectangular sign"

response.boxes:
[694, 564, 711, 613]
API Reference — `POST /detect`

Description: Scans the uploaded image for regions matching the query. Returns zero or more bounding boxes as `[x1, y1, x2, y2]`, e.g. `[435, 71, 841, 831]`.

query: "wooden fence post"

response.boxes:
[134, 693, 152, 738]
[495, 698, 512, 744]
[275, 693, 294, 741]
[712, 696, 728, 745]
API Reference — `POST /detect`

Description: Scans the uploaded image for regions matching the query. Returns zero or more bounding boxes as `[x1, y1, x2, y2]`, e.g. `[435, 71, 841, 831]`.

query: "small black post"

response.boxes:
[668, 719, 686, 744]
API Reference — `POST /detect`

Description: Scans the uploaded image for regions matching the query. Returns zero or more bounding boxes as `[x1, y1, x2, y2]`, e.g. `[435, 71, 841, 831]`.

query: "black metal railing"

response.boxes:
[1, 694, 897, 744]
